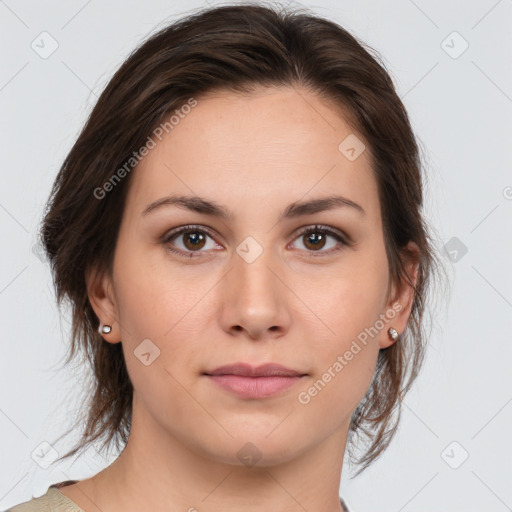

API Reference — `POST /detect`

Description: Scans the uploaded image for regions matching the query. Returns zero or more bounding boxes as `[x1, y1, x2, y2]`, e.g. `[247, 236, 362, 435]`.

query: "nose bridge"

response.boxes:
[232, 236, 281, 303]
[220, 235, 288, 336]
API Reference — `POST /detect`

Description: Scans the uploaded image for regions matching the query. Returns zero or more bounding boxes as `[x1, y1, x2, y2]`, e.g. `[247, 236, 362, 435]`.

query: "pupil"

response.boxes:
[189, 233, 202, 245]
[305, 232, 325, 250]
[309, 233, 322, 245]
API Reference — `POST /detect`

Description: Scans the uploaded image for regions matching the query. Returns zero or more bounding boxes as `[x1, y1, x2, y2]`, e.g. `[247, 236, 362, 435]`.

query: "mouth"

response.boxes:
[203, 362, 307, 399]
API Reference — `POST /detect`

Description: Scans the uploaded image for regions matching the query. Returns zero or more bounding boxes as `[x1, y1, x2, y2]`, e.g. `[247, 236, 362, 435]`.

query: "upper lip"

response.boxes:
[204, 363, 305, 377]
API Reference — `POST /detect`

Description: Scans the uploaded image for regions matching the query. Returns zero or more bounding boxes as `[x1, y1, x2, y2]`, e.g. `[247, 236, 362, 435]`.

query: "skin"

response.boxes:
[59, 85, 418, 512]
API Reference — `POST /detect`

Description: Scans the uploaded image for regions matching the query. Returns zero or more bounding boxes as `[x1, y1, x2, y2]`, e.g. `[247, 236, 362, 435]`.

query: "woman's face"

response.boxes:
[90, 85, 416, 466]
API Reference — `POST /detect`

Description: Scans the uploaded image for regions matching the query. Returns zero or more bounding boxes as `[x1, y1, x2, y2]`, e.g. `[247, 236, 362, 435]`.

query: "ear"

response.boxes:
[379, 240, 420, 349]
[86, 265, 121, 344]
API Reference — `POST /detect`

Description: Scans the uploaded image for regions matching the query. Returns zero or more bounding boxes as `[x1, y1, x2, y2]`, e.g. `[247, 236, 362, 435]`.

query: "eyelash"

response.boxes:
[162, 224, 350, 259]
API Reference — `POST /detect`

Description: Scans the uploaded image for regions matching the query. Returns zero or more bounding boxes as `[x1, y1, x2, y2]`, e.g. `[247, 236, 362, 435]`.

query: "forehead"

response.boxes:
[126, 86, 379, 221]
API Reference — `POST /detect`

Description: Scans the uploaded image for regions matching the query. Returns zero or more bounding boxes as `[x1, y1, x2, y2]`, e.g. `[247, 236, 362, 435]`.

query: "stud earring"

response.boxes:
[98, 324, 112, 335]
[388, 327, 399, 341]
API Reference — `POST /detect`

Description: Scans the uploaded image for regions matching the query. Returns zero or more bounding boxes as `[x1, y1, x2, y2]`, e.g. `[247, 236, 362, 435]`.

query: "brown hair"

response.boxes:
[41, 2, 446, 477]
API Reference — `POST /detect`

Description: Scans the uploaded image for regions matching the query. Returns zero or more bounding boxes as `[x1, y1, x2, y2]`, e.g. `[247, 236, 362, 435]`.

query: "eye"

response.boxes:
[162, 225, 220, 258]
[289, 224, 348, 257]
[162, 224, 349, 259]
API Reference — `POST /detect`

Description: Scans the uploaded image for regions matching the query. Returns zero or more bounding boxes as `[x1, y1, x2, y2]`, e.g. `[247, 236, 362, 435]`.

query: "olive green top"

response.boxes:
[7, 481, 84, 511]
[7, 480, 350, 511]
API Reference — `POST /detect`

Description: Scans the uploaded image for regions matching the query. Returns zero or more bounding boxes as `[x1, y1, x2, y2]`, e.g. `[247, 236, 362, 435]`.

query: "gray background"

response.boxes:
[1, 0, 511, 510]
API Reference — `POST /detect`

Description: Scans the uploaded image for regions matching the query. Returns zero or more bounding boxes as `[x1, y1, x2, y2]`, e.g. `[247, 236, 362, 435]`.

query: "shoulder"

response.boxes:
[6, 483, 84, 512]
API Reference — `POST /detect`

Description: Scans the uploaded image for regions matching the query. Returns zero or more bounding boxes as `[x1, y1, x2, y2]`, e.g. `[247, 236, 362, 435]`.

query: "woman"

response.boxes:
[7, 3, 443, 511]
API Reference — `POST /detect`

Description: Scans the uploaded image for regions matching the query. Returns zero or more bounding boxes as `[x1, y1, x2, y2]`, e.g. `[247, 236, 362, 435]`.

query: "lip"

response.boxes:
[204, 363, 307, 399]
[205, 362, 304, 377]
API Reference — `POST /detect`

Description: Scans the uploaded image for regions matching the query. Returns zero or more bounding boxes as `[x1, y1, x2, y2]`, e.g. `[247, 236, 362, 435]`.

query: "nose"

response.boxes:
[218, 240, 291, 340]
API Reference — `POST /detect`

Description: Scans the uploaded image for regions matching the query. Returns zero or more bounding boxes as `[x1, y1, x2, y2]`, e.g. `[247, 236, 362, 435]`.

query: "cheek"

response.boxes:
[112, 243, 216, 392]
[112, 240, 206, 340]
[294, 278, 385, 432]
[295, 254, 388, 406]
[301, 256, 389, 347]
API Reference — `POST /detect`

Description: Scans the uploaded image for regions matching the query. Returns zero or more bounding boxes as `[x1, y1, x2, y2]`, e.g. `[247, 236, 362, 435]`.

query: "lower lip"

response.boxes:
[206, 374, 303, 399]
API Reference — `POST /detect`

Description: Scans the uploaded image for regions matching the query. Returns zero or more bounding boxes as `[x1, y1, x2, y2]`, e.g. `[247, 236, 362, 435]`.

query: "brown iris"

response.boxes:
[303, 231, 327, 251]
[182, 231, 207, 251]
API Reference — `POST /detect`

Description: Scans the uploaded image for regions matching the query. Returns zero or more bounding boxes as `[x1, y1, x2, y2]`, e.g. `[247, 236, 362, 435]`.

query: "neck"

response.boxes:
[84, 393, 349, 512]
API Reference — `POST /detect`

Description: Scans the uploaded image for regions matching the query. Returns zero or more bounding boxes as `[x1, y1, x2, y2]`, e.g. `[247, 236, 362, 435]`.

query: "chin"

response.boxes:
[195, 428, 311, 469]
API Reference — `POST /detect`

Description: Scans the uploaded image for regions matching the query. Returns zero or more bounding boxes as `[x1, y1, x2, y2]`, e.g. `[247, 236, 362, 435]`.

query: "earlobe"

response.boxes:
[86, 266, 120, 343]
[380, 241, 420, 349]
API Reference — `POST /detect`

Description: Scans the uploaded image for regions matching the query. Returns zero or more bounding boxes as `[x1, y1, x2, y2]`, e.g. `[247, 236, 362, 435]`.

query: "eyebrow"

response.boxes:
[141, 194, 366, 220]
